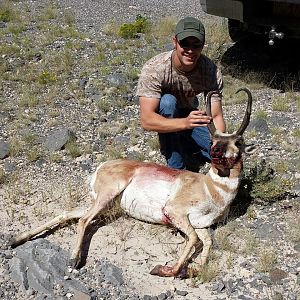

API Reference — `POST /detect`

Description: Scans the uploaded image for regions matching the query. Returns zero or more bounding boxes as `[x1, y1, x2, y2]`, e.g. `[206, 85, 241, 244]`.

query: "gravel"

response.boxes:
[56, 0, 210, 31]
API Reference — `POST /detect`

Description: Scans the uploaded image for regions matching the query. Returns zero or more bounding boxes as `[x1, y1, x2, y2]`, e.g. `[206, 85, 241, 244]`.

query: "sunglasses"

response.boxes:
[178, 40, 203, 50]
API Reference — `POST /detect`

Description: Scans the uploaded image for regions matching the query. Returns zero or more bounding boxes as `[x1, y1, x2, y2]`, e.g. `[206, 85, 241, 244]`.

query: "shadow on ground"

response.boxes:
[221, 36, 300, 91]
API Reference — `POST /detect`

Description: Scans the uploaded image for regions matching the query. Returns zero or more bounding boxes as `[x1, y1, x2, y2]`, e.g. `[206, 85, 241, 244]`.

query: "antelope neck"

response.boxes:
[210, 159, 243, 178]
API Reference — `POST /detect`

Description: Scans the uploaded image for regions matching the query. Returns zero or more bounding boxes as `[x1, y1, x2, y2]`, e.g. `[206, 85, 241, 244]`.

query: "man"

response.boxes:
[136, 16, 225, 171]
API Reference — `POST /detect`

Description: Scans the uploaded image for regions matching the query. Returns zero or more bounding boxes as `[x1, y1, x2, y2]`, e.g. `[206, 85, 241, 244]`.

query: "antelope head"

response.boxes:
[206, 88, 255, 175]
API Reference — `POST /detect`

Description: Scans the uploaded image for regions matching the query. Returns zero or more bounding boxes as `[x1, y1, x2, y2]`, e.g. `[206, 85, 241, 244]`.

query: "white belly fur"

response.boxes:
[120, 179, 174, 224]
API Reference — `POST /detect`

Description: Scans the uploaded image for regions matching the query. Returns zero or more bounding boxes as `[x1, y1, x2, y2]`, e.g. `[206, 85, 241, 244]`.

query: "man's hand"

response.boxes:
[139, 97, 218, 133]
[184, 110, 212, 129]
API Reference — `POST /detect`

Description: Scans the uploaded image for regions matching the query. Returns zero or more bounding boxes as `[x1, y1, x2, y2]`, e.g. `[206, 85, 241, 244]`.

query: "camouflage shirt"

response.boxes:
[136, 50, 223, 109]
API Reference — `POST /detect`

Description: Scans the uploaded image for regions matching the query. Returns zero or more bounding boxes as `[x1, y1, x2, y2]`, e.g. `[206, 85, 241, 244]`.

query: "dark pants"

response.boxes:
[158, 94, 211, 171]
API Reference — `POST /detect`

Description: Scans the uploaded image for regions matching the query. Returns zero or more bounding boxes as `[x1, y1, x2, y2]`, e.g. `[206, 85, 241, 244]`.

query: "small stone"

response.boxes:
[72, 269, 80, 275]
[288, 292, 297, 300]
[73, 291, 92, 300]
[294, 242, 300, 252]
[217, 281, 226, 292]
[269, 268, 288, 282]
[238, 296, 253, 300]
[261, 275, 272, 285]
[0, 140, 10, 159]
[175, 290, 188, 296]
[25, 288, 35, 296]
[158, 293, 168, 300]
[225, 279, 234, 294]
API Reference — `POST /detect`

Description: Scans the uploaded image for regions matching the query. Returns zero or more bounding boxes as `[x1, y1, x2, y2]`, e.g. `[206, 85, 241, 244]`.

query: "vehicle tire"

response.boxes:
[228, 19, 247, 42]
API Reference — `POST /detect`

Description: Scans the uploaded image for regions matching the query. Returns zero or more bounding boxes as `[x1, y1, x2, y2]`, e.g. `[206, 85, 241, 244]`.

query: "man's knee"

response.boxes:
[159, 94, 177, 117]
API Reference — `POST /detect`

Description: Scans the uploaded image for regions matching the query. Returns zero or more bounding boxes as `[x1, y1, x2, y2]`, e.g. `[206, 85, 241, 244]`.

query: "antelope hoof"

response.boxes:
[150, 265, 178, 277]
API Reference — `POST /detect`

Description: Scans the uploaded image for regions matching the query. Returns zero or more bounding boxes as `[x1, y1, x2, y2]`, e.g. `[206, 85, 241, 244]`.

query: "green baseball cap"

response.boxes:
[175, 17, 205, 43]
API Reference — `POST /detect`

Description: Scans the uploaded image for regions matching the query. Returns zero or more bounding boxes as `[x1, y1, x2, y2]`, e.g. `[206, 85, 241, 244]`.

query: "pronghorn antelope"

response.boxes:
[11, 88, 255, 277]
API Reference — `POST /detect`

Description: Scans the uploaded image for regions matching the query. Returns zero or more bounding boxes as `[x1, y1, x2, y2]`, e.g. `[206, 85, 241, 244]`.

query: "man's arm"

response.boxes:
[139, 96, 212, 133]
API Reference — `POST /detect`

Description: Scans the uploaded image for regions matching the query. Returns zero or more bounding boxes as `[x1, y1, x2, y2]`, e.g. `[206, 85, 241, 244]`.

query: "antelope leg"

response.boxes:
[10, 208, 86, 247]
[71, 188, 124, 268]
[150, 211, 198, 277]
[194, 228, 212, 267]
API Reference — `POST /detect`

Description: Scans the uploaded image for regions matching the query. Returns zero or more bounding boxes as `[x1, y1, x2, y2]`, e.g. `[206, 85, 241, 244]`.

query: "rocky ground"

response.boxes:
[0, 0, 300, 299]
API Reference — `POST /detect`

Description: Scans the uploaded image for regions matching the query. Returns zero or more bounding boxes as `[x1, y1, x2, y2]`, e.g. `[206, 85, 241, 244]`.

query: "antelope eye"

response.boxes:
[235, 140, 242, 147]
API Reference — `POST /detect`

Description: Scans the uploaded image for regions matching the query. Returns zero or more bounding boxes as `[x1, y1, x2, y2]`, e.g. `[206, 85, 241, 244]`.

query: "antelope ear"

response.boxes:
[243, 144, 257, 154]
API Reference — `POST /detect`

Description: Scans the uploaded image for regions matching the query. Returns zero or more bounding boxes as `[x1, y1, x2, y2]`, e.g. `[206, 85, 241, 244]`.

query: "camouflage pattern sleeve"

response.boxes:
[136, 52, 172, 99]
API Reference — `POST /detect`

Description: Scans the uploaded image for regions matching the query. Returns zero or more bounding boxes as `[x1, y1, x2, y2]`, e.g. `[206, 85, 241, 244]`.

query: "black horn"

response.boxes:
[205, 91, 220, 136]
[235, 88, 253, 136]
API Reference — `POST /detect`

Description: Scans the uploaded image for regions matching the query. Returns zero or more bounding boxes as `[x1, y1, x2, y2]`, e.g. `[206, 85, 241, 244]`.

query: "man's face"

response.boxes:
[173, 36, 203, 70]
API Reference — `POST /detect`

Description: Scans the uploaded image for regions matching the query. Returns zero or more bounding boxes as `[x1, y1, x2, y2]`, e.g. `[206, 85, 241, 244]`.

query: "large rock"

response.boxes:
[95, 259, 124, 286]
[9, 239, 88, 296]
[0, 140, 10, 159]
[247, 118, 270, 135]
[43, 128, 76, 152]
[106, 73, 126, 87]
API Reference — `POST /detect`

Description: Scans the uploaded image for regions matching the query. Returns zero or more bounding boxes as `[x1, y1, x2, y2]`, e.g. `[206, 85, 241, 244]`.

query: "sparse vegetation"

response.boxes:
[8, 138, 22, 157]
[273, 160, 289, 174]
[296, 98, 300, 112]
[65, 140, 81, 158]
[242, 233, 260, 256]
[195, 259, 219, 283]
[49, 152, 63, 163]
[19, 91, 39, 108]
[246, 207, 257, 221]
[272, 95, 290, 112]
[118, 15, 150, 39]
[251, 174, 292, 202]
[203, 20, 230, 62]
[0, 2, 16, 22]
[257, 248, 277, 273]
[99, 145, 125, 161]
[292, 128, 300, 138]
[215, 227, 236, 252]
[151, 16, 176, 41]
[0, 167, 6, 184]
[147, 136, 160, 150]
[255, 110, 268, 120]
[97, 97, 111, 112]
[222, 75, 262, 105]
[26, 146, 41, 162]
[245, 160, 293, 202]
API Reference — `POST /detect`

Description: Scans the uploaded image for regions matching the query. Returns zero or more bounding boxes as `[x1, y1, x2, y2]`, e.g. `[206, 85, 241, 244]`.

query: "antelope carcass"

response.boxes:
[11, 88, 255, 277]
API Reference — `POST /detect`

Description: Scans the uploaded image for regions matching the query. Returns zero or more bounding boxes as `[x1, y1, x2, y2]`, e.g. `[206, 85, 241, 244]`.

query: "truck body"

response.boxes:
[200, 0, 300, 44]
